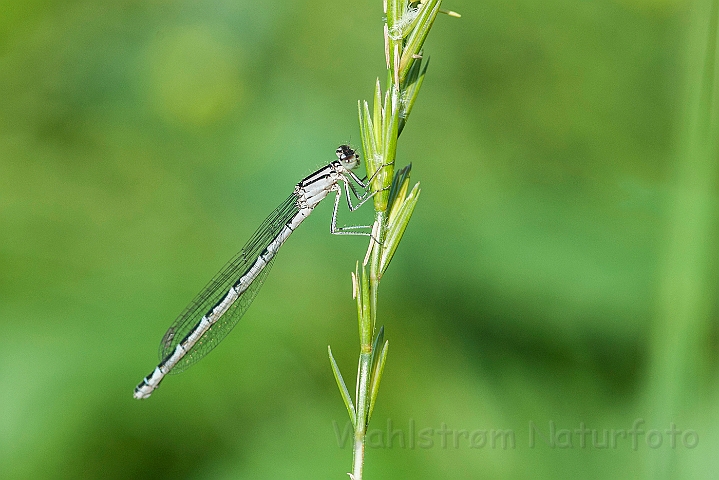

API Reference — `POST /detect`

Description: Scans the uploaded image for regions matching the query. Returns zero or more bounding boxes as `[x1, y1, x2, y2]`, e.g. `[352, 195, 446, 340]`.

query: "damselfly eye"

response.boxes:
[336, 145, 359, 169]
[336, 144, 354, 161]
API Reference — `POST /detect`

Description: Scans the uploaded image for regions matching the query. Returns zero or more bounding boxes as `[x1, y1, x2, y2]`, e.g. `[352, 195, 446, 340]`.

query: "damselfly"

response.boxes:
[134, 145, 372, 399]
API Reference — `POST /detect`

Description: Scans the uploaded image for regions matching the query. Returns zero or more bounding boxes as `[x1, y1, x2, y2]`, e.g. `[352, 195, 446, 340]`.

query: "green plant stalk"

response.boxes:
[352, 217, 384, 479]
[369, 211, 387, 325]
[331, 1, 453, 478]
[351, 350, 372, 478]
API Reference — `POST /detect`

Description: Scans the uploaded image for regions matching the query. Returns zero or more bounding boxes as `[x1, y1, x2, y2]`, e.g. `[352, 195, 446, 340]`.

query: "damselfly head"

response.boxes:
[336, 144, 360, 170]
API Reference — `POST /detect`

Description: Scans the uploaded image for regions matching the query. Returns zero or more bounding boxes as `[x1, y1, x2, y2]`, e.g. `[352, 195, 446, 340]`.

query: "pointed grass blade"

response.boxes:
[367, 339, 389, 424]
[329, 345, 357, 427]
[380, 182, 421, 276]
[387, 163, 412, 221]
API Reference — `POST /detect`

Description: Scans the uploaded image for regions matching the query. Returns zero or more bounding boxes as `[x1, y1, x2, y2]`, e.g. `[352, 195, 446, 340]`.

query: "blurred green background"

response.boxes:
[1, 0, 718, 478]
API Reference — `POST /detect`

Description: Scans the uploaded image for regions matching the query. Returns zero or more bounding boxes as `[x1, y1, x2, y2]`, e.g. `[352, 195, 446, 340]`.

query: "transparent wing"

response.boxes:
[167, 257, 276, 374]
[158, 194, 299, 373]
